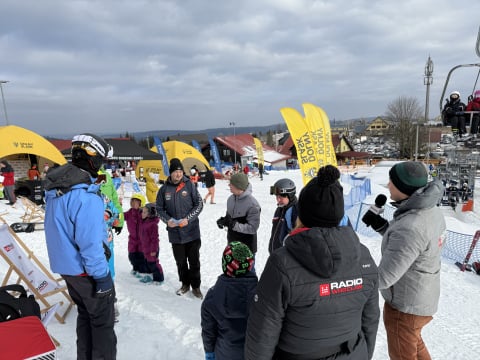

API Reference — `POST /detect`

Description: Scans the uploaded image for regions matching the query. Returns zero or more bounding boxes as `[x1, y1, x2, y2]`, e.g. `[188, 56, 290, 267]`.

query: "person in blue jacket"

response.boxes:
[44, 133, 116, 360]
[201, 241, 257, 360]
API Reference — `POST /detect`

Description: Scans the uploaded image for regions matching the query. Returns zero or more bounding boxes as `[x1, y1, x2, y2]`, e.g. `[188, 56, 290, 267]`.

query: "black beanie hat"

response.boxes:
[222, 241, 254, 277]
[298, 165, 344, 228]
[389, 161, 428, 196]
[169, 158, 184, 173]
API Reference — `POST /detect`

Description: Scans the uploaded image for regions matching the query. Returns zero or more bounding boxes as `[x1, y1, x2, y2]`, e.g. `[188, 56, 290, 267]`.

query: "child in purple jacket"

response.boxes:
[139, 203, 164, 284]
[124, 194, 147, 276]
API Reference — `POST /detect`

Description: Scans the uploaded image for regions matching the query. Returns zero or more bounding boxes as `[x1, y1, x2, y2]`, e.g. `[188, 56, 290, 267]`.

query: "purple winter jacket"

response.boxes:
[124, 208, 143, 253]
[140, 216, 160, 262]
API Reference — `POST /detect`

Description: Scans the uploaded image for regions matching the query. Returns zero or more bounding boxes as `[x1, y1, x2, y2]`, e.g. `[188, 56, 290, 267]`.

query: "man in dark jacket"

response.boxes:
[442, 90, 467, 138]
[245, 165, 379, 360]
[216, 173, 261, 253]
[201, 241, 257, 360]
[156, 158, 204, 299]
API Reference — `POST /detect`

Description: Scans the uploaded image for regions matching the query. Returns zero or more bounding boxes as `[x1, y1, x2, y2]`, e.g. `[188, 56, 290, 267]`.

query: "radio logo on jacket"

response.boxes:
[319, 278, 363, 296]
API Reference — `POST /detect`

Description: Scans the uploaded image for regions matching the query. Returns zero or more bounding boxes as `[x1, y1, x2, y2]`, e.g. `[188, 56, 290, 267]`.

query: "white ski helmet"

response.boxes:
[450, 91, 460, 100]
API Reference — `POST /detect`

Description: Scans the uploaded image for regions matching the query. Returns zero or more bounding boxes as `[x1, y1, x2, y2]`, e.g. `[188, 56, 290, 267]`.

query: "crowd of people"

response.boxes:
[26, 130, 445, 360]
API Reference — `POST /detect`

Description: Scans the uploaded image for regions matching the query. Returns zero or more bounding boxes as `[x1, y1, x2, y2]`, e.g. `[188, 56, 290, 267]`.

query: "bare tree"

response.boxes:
[385, 96, 424, 158]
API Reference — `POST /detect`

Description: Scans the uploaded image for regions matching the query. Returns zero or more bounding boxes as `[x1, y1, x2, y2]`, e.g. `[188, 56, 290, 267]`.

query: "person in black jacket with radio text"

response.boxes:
[245, 165, 379, 360]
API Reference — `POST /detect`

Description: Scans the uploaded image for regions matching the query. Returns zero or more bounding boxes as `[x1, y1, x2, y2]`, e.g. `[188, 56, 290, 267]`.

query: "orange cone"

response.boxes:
[462, 199, 474, 212]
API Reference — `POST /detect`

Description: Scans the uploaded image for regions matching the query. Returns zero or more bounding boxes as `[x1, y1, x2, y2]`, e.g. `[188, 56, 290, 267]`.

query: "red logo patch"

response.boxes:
[319, 284, 330, 296]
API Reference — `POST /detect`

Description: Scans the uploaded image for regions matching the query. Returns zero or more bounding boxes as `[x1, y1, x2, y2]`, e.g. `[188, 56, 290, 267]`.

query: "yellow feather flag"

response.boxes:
[253, 137, 264, 166]
[302, 103, 327, 169]
[315, 104, 337, 167]
[280, 107, 319, 185]
[302, 103, 337, 167]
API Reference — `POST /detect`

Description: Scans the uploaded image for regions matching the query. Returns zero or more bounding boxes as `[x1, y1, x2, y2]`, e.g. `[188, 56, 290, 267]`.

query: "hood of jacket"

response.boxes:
[44, 163, 92, 194]
[215, 273, 258, 319]
[392, 179, 444, 218]
[284, 226, 361, 278]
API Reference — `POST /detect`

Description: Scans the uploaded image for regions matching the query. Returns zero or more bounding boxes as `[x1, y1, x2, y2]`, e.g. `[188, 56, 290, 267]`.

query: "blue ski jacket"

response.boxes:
[44, 165, 109, 280]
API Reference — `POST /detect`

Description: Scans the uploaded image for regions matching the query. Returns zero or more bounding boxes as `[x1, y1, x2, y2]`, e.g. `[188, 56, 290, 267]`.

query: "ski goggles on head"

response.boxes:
[72, 143, 100, 157]
[270, 186, 291, 196]
[71, 134, 113, 158]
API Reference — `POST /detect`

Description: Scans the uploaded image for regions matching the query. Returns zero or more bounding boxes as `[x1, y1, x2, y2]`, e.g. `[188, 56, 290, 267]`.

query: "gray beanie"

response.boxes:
[230, 173, 249, 191]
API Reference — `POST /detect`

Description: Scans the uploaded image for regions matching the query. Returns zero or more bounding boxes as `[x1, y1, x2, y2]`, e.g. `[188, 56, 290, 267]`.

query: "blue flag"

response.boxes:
[191, 140, 202, 152]
[208, 137, 222, 173]
[153, 136, 170, 177]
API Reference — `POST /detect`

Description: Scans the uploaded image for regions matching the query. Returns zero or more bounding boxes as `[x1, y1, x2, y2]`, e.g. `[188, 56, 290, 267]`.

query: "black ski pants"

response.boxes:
[171, 238, 201, 289]
[63, 275, 117, 360]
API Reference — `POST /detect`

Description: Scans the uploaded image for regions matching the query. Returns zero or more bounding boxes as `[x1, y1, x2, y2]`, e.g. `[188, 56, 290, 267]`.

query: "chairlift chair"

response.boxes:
[439, 26, 480, 125]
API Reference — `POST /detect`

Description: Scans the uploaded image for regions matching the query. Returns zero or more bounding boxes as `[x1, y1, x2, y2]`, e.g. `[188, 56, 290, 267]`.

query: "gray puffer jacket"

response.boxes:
[225, 183, 261, 253]
[379, 179, 446, 316]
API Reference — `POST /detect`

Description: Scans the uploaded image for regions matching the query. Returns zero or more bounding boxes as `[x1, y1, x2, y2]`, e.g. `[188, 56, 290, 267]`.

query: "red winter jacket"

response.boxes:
[1, 170, 15, 186]
[466, 98, 480, 111]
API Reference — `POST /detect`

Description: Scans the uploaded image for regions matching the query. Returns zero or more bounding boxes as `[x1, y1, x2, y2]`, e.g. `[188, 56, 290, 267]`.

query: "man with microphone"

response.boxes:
[362, 161, 446, 360]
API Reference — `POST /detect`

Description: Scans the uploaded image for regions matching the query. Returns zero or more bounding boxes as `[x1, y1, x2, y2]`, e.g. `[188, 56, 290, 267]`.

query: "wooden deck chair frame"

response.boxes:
[0, 222, 74, 324]
[41, 302, 62, 347]
[19, 196, 45, 223]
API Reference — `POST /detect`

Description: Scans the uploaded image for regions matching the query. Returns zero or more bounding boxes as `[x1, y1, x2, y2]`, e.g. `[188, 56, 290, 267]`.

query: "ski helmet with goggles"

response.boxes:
[72, 133, 113, 158]
[71, 133, 113, 177]
[270, 178, 296, 201]
[450, 91, 460, 100]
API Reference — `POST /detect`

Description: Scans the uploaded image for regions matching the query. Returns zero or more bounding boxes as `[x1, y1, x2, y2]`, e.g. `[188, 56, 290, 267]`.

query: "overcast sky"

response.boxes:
[1, 0, 479, 137]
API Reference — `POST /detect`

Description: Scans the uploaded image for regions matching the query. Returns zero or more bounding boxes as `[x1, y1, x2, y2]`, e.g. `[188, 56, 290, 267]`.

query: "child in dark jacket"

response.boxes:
[124, 194, 147, 276]
[139, 203, 164, 284]
[201, 241, 257, 360]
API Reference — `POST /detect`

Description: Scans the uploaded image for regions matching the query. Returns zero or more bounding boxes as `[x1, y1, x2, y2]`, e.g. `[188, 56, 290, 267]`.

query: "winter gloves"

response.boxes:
[216, 214, 236, 230]
[94, 273, 114, 299]
[362, 194, 389, 233]
[113, 226, 123, 235]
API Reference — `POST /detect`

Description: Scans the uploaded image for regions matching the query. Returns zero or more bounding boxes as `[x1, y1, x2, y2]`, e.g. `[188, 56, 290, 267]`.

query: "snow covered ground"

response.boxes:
[1, 166, 480, 359]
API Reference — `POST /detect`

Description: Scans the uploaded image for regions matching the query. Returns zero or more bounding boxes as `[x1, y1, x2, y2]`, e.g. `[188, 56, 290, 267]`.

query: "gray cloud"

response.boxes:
[0, 0, 479, 136]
